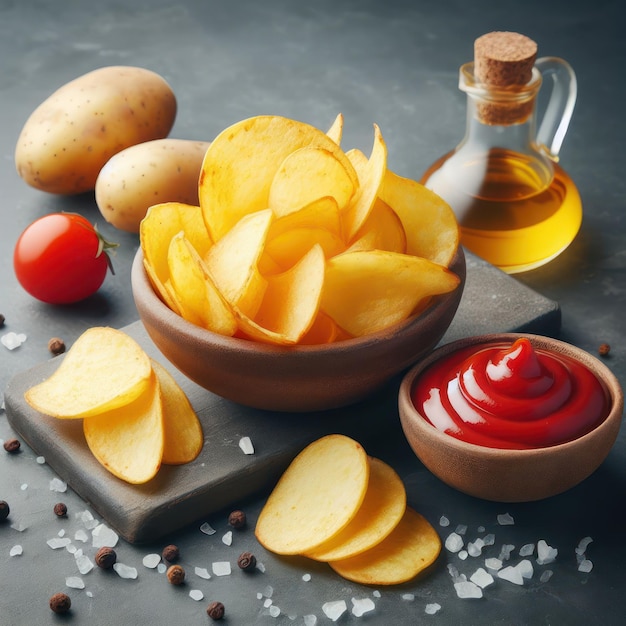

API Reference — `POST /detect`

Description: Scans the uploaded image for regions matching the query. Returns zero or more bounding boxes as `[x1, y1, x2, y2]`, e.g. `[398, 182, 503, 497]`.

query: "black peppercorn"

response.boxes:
[206, 601, 225, 620]
[166, 564, 185, 585]
[48, 337, 66, 356]
[598, 343, 611, 357]
[0, 500, 9, 522]
[237, 551, 257, 571]
[162, 544, 180, 563]
[228, 509, 247, 529]
[3, 438, 20, 453]
[0, 313, 5, 327]
[49, 592, 71, 614]
[95, 546, 117, 569]
[53, 502, 67, 517]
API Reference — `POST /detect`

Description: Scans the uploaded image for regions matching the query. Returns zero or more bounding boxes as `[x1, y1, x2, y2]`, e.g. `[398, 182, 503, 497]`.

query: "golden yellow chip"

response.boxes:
[83, 370, 164, 485]
[326, 113, 344, 145]
[342, 125, 387, 240]
[151, 360, 203, 465]
[199, 115, 358, 240]
[329, 507, 442, 585]
[268, 196, 342, 240]
[24, 327, 152, 419]
[269, 146, 356, 216]
[379, 169, 459, 267]
[320, 250, 460, 336]
[236, 244, 325, 345]
[265, 227, 344, 270]
[346, 198, 406, 254]
[255, 434, 370, 555]
[306, 457, 406, 562]
[204, 209, 272, 319]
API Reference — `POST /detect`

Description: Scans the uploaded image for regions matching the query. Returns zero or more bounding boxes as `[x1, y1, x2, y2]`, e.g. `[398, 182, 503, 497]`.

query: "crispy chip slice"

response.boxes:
[83, 370, 164, 484]
[326, 113, 344, 145]
[143, 257, 181, 313]
[24, 327, 152, 419]
[342, 125, 387, 240]
[236, 244, 325, 345]
[299, 310, 339, 345]
[268, 196, 342, 240]
[346, 197, 406, 254]
[265, 227, 344, 270]
[320, 250, 460, 336]
[379, 169, 459, 267]
[329, 507, 442, 585]
[205, 208, 272, 319]
[151, 360, 203, 465]
[255, 434, 370, 555]
[306, 457, 407, 562]
[269, 146, 356, 216]
[199, 115, 358, 240]
[168, 232, 237, 335]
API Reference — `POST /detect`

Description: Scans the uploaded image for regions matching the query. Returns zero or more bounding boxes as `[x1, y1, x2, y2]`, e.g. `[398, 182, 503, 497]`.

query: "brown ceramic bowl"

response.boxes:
[399, 333, 624, 502]
[131, 247, 466, 412]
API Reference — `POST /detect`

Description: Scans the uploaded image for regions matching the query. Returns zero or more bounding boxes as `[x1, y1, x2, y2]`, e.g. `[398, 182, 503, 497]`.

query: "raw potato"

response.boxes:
[83, 371, 164, 484]
[255, 434, 370, 555]
[151, 360, 204, 465]
[15, 66, 177, 195]
[329, 507, 442, 585]
[24, 327, 152, 419]
[96, 139, 210, 233]
[306, 457, 407, 562]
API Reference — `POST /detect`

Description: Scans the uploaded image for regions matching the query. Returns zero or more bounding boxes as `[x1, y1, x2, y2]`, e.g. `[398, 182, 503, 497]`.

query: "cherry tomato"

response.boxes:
[14, 213, 117, 304]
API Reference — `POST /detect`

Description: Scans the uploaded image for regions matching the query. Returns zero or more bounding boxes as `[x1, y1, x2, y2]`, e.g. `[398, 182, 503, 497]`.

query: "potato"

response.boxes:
[96, 139, 210, 233]
[15, 66, 177, 195]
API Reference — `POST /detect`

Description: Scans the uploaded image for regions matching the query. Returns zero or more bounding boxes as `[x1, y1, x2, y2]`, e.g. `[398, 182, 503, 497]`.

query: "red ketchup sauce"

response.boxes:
[412, 338, 610, 449]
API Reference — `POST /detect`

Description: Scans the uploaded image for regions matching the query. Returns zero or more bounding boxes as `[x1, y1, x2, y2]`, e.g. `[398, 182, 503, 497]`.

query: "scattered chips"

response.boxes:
[140, 114, 460, 346]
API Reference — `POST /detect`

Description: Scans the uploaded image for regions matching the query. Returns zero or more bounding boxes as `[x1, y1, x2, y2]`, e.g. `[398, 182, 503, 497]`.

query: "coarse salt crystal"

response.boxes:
[36, 456, 46, 464]
[212, 561, 231, 576]
[497, 512, 515, 525]
[578, 559, 593, 573]
[485, 557, 503, 571]
[269, 606, 281, 617]
[458, 550, 468, 560]
[455, 524, 468, 535]
[222, 530, 233, 546]
[576, 536, 593, 555]
[74, 529, 89, 543]
[200, 522, 216, 535]
[470, 567, 495, 588]
[304, 615, 317, 626]
[47, 537, 72, 550]
[157, 563, 167, 574]
[9, 545, 23, 557]
[401, 593, 415, 601]
[1, 332, 27, 350]
[66, 576, 85, 589]
[263, 599, 273, 608]
[454, 580, 483, 599]
[92, 523, 119, 548]
[322, 600, 347, 622]
[239, 436, 255, 455]
[20, 483, 28, 491]
[499, 544, 516, 561]
[498, 565, 524, 585]
[445, 532, 464, 553]
[351, 597, 375, 617]
[517, 559, 534, 580]
[189, 589, 204, 601]
[482, 533, 495, 546]
[425, 603, 442, 615]
[536, 539, 558, 565]
[49, 478, 67, 493]
[113, 563, 138, 579]
[76, 553, 94, 575]
[519, 543, 535, 557]
[439, 515, 450, 527]
[195, 566, 211, 579]
[540, 569, 554, 583]
[142, 553, 161, 569]
[302, 573, 311, 582]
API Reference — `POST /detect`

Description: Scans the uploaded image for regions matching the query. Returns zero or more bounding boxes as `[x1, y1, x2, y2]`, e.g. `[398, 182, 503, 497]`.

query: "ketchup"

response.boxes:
[412, 338, 610, 449]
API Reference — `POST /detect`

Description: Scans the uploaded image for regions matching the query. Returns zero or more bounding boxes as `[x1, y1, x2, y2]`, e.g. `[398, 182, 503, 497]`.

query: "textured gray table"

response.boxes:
[1, 1, 624, 625]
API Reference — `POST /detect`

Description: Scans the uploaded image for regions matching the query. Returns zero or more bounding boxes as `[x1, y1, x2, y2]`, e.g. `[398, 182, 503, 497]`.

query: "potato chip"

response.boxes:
[268, 196, 342, 240]
[140, 201, 211, 286]
[379, 169, 459, 267]
[326, 113, 344, 145]
[329, 507, 442, 585]
[269, 146, 356, 216]
[299, 310, 339, 345]
[265, 227, 344, 270]
[342, 124, 387, 240]
[306, 457, 407, 562]
[83, 370, 164, 484]
[167, 232, 237, 335]
[346, 198, 406, 254]
[24, 327, 152, 419]
[199, 115, 358, 240]
[320, 250, 460, 336]
[142, 257, 181, 313]
[204, 208, 272, 319]
[255, 434, 370, 555]
[236, 244, 325, 345]
[151, 360, 203, 465]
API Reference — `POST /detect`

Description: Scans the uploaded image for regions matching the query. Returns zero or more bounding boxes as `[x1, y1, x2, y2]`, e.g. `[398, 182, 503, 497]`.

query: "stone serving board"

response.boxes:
[4, 252, 560, 544]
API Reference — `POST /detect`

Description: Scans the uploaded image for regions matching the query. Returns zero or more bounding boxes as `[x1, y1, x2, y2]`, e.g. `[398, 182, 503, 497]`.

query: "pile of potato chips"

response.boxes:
[140, 114, 460, 345]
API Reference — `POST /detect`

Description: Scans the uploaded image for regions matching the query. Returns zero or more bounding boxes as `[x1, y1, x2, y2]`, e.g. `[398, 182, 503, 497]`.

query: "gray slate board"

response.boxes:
[4, 252, 560, 543]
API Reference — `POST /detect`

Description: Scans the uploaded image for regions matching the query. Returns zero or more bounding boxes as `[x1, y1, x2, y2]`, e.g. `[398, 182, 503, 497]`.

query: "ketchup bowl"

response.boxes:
[131, 247, 465, 412]
[398, 333, 623, 502]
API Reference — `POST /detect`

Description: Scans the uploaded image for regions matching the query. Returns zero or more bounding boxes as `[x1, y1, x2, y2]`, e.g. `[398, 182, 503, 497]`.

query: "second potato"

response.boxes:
[96, 138, 210, 233]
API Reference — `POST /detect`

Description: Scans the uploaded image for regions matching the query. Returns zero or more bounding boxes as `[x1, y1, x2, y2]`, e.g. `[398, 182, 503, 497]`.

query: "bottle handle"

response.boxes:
[535, 57, 577, 161]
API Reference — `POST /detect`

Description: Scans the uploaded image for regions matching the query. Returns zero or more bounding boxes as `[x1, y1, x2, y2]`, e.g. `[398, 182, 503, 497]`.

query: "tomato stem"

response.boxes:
[93, 223, 119, 275]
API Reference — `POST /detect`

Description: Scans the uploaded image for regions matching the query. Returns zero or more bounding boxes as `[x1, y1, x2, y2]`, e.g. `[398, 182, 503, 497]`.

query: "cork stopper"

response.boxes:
[474, 31, 538, 87]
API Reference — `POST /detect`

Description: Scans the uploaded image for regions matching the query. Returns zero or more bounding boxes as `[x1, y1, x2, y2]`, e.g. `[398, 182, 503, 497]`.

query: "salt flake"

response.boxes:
[142, 553, 161, 569]
[9, 545, 23, 557]
[302, 573, 311, 582]
[536, 539, 558, 565]
[75, 553, 94, 575]
[445, 532, 464, 553]
[439, 515, 450, 527]
[470, 567, 495, 588]
[322, 600, 347, 622]
[49, 477, 67, 493]
[36, 456, 46, 464]
[66, 576, 85, 589]
[189, 589, 204, 601]
[351, 597, 375, 617]
[454, 580, 483, 599]
[195, 566, 211, 579]
[578, 559, 593, 573]
[497, 512, 515, 525]
[498, 565, 524, 585]
[425, 603, 442, 615]
[304, 616, 318, 626]
[113, 563, 138, 579]
[239, 436, 255, 455]
[200, 522, 216, 535]
[92, 523, 119, 548]
[212, 561, 231, 576]
[47, 537, 72, 550]
[2, 332, 27, 350]
[222, 530, 233, 546]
